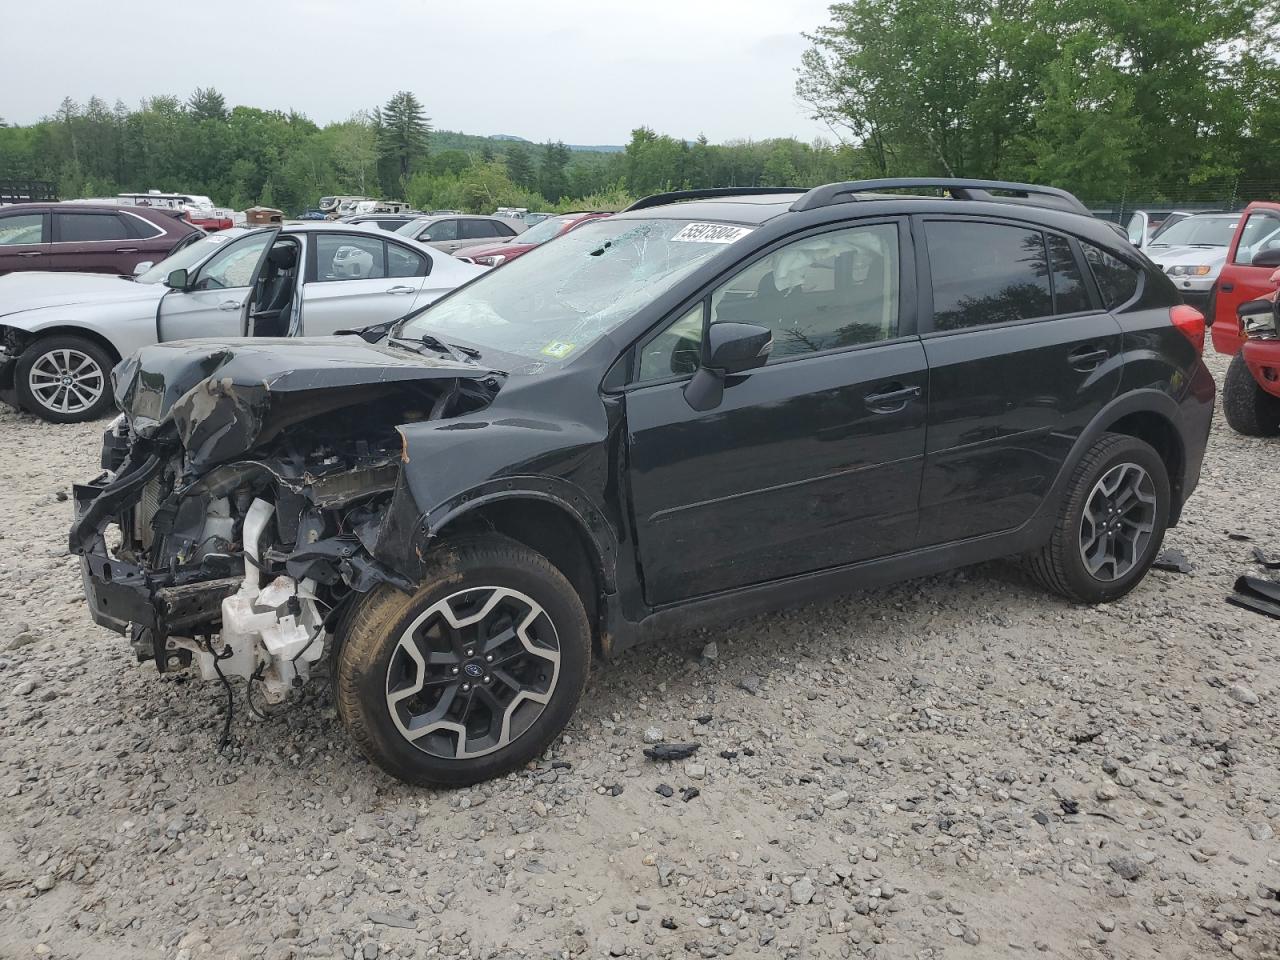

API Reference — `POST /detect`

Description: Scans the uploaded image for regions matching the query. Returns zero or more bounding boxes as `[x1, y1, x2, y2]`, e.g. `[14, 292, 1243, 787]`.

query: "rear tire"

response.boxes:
[14, 334, 115, 423]
[335, 534, 590, 787]
[1222, 351, 1280, 437]
[1026, 433, 1170, 604]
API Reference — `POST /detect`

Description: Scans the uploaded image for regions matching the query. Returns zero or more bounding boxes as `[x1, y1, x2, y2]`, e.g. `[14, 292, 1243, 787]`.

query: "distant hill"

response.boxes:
[435, 129, 623, 154]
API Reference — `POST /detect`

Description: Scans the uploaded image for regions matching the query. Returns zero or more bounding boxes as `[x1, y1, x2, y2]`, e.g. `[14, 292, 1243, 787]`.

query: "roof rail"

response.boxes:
[623, 187, 804, 213]
[789, 178, 1091, 217]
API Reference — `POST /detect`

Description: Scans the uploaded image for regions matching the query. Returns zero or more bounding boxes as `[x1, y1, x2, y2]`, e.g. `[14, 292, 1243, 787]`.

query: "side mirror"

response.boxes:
[683, 322, 773, 412]
[132, 260, 154, 277]
[164, 268, 189, 290]
[1238, 296, 1280, 337]
[1250, 248, 1280, 269]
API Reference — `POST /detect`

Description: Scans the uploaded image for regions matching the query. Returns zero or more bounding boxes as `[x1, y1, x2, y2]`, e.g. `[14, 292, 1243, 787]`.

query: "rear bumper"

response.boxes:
[1241, 338, 1280, 399]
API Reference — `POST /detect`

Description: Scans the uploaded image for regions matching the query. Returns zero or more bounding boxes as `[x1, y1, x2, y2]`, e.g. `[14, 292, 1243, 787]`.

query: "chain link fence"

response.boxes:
[1083, 179, 1280, 223]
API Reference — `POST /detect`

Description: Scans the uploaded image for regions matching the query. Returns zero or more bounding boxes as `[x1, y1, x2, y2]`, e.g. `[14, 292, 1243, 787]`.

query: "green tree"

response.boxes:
[504, 143, 533, 188]
[538, 141, 572, 203]
[187, 87, 227, 122]
[376, 91, 431, 193]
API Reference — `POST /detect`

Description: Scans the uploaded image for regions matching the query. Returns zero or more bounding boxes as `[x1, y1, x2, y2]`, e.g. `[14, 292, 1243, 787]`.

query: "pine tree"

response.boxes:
[376, 91, 431, 192]
[188, 87, 227, 122]
[538, 141, 571, 203]
[505, 143, 533, 188]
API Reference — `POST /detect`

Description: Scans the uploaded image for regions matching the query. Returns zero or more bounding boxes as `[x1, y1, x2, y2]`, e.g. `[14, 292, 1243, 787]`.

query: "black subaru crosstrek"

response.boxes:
[70, 179, 1214, 786]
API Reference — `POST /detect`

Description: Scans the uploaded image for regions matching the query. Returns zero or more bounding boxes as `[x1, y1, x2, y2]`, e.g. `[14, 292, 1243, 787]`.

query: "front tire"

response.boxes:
[15, 335, 115, 423]
[335, 534, 590, 787]
[1222, 351, 1280, 437]
[1027, 433, 1170, 604]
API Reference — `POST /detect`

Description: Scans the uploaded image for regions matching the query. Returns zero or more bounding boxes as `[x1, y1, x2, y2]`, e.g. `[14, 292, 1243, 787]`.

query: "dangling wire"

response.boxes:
[199, 637, 236, 753]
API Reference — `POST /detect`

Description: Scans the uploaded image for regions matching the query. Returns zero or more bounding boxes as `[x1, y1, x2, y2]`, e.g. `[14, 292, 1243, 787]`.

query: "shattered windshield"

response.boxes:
[398, 218, 749, 363]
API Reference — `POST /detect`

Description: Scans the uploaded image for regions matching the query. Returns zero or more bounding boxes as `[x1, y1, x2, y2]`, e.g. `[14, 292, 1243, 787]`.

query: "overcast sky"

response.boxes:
[1, 0, 839, 144]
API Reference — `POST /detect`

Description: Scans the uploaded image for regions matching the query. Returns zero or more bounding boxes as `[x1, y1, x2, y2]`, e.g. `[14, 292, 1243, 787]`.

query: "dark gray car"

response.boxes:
[395, 214, 525, 255]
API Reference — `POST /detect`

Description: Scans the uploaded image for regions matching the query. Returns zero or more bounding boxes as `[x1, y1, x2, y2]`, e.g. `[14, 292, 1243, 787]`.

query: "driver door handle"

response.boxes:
[864, 383, 921, 414]
[17, 251, 42, 258]
[385, 285, 415, 294]
[218, 299, 241, 311]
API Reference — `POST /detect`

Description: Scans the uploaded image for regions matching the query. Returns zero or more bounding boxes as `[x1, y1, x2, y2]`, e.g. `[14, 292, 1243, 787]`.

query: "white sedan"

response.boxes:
[0, 223, 486, 422]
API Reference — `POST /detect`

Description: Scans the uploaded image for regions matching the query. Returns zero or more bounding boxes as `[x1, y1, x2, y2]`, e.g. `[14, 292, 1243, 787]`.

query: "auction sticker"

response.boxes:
[540, 341, 576, 359]
[671, 222, 753, 244]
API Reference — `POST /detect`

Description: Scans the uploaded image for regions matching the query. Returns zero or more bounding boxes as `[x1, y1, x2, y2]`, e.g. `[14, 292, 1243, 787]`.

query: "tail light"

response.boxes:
[1170, 304, 1205, 354]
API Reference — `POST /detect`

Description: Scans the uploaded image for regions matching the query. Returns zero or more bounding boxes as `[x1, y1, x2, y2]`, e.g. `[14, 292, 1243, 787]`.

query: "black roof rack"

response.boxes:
[623, 187, 804, 213]
[789, 178, 1091, 217]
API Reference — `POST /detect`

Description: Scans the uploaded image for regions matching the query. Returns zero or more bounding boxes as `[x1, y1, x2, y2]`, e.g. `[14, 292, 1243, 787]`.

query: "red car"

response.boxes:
[1222, 261, 1280, 435]
[1208, 200, 1280, 435]
[456, 211, 611, 266]
[0, 202, 200, 276]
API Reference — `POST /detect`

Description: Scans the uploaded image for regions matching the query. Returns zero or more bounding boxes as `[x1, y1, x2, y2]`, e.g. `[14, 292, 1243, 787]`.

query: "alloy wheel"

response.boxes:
[385, 586, 561, 760]
[27, 348, 105, 416]
[1078, 461, 1157, 582]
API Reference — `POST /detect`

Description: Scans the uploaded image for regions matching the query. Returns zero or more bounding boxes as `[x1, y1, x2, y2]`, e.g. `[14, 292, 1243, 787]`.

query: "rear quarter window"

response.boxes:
[1081, 242, 1141, 309]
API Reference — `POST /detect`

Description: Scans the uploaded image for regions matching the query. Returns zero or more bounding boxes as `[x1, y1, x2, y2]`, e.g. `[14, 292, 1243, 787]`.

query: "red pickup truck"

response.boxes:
[1211, 200, 1280, 435]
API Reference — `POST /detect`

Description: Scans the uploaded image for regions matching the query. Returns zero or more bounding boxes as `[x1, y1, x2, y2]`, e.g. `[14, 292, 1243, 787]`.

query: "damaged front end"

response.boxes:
[69, 338, 502, 703]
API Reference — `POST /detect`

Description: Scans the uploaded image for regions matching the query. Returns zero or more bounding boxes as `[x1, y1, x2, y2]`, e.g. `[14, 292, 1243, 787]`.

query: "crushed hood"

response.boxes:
[114, 337, 502, 470]
[0, 271, 164, 318]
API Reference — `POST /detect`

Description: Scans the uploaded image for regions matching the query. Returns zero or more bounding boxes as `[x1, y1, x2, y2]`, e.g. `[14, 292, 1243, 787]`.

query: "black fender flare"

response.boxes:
[422, 476, 620, 594]
[1040, 387, 1188, 527]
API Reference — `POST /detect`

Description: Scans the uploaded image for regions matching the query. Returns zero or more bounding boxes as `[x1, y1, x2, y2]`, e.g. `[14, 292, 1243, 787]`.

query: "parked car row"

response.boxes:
[0, 202, 201, 276]
[0, 223, 484, 421]
[65, 178, 1215, 787]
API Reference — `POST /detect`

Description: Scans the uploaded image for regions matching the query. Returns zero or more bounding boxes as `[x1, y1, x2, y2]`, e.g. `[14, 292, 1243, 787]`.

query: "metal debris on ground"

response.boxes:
[1227, 575, 1280, 620]
[1153, 548, 1194, 574]
[1250, 547, 1280, 569]
[643, 742, 700, 762]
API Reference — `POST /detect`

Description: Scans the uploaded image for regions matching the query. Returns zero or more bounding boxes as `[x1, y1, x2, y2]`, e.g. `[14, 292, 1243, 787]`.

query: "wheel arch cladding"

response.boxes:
[1102, 409, 1185, 522]
[433, 496, 606, 654]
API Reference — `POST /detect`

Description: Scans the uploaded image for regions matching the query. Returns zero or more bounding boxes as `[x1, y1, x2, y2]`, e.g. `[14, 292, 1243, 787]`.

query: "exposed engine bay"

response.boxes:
[69, 338, 502, 713]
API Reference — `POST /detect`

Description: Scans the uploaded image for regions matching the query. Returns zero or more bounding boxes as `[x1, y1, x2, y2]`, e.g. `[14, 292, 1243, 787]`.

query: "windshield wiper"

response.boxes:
[390, 334, 480, 365]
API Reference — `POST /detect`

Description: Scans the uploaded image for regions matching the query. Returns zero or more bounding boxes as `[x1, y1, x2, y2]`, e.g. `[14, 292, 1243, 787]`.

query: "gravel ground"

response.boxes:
[2, 349, 1279, 960]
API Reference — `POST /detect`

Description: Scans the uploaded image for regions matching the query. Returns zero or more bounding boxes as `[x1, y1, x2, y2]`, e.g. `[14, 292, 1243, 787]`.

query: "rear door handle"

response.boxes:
[218, 300, 241, 311]
[17, 251, 42, 258]
[115, 247, 138, 254]
[385, 285, 415, 294]
[1220, 283, 1234, 292]
[1068, 345, 1109, 371]
[864, 383, 921, 414]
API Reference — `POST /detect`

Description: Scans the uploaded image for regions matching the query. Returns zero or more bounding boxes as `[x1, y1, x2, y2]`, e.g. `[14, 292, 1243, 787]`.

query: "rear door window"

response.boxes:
[1080, 242, 1141, 309]
[54, 212, 132, 243]
[461, 219, 498, 240]
[926, 221, 1052, 330]
[314, 233, 387, 281]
